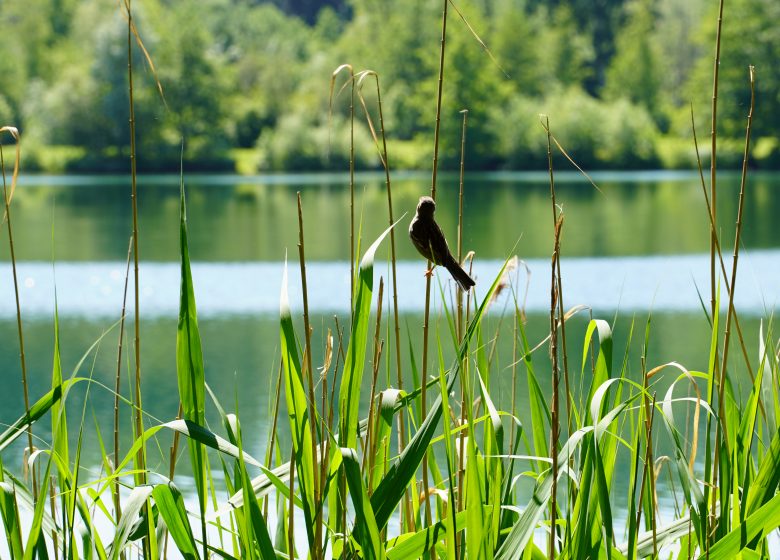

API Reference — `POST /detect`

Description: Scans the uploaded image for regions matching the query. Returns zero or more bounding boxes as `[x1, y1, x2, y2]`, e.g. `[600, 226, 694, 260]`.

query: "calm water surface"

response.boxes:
[1, 171, 778, 530]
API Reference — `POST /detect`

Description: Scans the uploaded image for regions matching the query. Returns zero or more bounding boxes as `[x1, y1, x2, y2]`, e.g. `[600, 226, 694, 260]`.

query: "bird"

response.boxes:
[409, 195, 475, 291]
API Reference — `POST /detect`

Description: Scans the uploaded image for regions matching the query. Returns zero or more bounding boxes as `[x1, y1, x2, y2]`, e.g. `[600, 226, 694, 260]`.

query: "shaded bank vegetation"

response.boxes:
[1, 0, 779, 172]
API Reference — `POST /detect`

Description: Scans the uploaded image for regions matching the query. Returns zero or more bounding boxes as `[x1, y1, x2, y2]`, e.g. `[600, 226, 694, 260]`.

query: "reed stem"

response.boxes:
[545, 115, 562, 559]
[112, 235, 133, 528]
[420, 0, 449, 538]
[716, 65, 755, 462]
[297, 191, 321, 557]
[0, 136, 34, 497]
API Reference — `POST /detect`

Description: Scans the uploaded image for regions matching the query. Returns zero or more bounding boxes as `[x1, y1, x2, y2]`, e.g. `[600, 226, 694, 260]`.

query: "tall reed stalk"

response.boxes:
[419, 0, 449, 537]
[355, 69, 411, 529]
[296, 191, 323, 558]
[455, 108, 468, 558]
[112, 235, 133, 530]
[544, 115, 562, 559]
[0, 130, 32, 488]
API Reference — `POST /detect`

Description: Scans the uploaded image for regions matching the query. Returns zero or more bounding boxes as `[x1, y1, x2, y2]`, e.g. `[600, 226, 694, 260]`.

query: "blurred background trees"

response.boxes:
[0, 0, 776, 172]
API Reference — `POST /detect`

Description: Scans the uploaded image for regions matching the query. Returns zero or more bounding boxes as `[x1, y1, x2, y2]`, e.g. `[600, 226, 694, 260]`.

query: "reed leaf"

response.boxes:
[496, 390, 635, 560]
[22, 450, 54, 560]
[176, 177, 209, 520]
[341, 447, 383, 560]
[705, 492, 780, 559]
[385, 510, 468, 560]
[339, 218, 402, 449]
[371, 258, 511, 530]
[0, 479, 24, 558]
[51, 304, 69, 482]
[152, 482, 199, 560]
[280, 256, 317, 543]
[110, 485, 154, 560]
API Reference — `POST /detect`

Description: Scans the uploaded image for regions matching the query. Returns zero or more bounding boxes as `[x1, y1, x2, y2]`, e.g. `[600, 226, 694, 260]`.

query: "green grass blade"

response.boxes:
[0, 479, 24, 558]
[0, 378, 87, 453]
[233, 414, 277, 560]
[110, 485, 154, 560]
[371, 258, 511, 530]
[339, 218, 401, 449]
[706, 492, 780, 559]
[22, 452, 54, 560]
[371, 388, 403, 491]
[342, 447, 383, 560]
[152, 482, 200, 560]
[176, 177, 209, 523]
[746, 426, 780, 514]
[279, 256, 317, 543]
[51, 301, 69, 482]
[497, 392, 634, 559]
[385, 510, 467, 560]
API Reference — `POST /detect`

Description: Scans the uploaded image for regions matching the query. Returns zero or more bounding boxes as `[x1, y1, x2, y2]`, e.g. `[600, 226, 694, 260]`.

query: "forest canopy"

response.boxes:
[0, 0, 777, 172]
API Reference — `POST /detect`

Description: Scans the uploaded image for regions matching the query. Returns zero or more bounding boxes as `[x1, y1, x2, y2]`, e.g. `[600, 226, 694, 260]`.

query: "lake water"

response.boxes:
[1, 171, 778, 540]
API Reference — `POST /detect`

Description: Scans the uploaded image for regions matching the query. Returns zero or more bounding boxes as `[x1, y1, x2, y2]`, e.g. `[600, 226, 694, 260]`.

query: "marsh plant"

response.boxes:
[1, 0, 780, 559]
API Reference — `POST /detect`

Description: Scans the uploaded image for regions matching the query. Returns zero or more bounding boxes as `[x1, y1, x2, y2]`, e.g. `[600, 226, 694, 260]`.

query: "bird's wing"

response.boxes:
[430, 220, 452, 266]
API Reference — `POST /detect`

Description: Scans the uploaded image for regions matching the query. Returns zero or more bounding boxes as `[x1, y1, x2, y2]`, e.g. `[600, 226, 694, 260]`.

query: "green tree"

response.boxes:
[602, 0, 662, 122]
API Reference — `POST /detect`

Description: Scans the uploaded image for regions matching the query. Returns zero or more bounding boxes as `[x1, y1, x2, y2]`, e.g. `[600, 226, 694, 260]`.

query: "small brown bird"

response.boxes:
[409, 196, 475, 291]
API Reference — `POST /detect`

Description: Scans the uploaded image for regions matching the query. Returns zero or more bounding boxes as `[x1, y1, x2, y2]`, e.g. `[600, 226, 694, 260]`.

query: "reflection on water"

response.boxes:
[4, 170, 780, 262]
[0, 172, 778, 521]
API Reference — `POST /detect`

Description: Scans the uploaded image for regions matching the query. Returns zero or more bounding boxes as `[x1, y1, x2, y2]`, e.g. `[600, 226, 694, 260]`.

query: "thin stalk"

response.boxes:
[691, 105, 762, 537]
[706, 0, 725, 535]
[691, 106, 755, 383]
[635, 393, 658, 555]
[124, 0, 146, 491]
[456, 109, 468, 340]
[264, 362, 284, 519]
[709, 0, 725, 323]
[288, 448, 296, 559]
[0, 139, 34, 499]
[329, 65, 355, 312]
[318, 331, 333, 523]
[296, 191, 321, 557]
[715, 65, 755, 467]
[49, 476, 58, 560]
[165, 402, 183, 560]
[455, 108, 468, 560]
[646, 394, 658, 556]
[112, 235, 133, 532]
[548, 215, 563, 559]
[350, 74, 355, 313]
[364, 277, 384, 484]
[125, 2, 149, 553]
[420, 0, 449, 538]
[544, 115, 562, 559]
[356, 71, 410, 524]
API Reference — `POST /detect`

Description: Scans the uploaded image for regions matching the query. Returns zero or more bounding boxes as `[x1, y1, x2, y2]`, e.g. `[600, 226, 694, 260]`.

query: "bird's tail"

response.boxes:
[445, 258, 476, 291]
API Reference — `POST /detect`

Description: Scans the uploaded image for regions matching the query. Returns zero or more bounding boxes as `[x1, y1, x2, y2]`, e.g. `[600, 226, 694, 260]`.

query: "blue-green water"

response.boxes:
[0, 171, 778, 536]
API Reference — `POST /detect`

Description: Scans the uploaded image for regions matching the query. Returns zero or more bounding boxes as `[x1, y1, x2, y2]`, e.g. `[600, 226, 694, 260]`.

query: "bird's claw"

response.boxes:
[424, 268, 434, 278]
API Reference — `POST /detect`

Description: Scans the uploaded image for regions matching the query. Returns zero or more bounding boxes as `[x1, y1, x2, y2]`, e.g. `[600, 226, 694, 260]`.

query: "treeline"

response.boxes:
[0, 0, 777, 172]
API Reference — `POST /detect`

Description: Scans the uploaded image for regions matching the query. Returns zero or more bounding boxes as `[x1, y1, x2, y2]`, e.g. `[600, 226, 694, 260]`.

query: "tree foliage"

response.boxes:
[0, 0, 776, 171]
